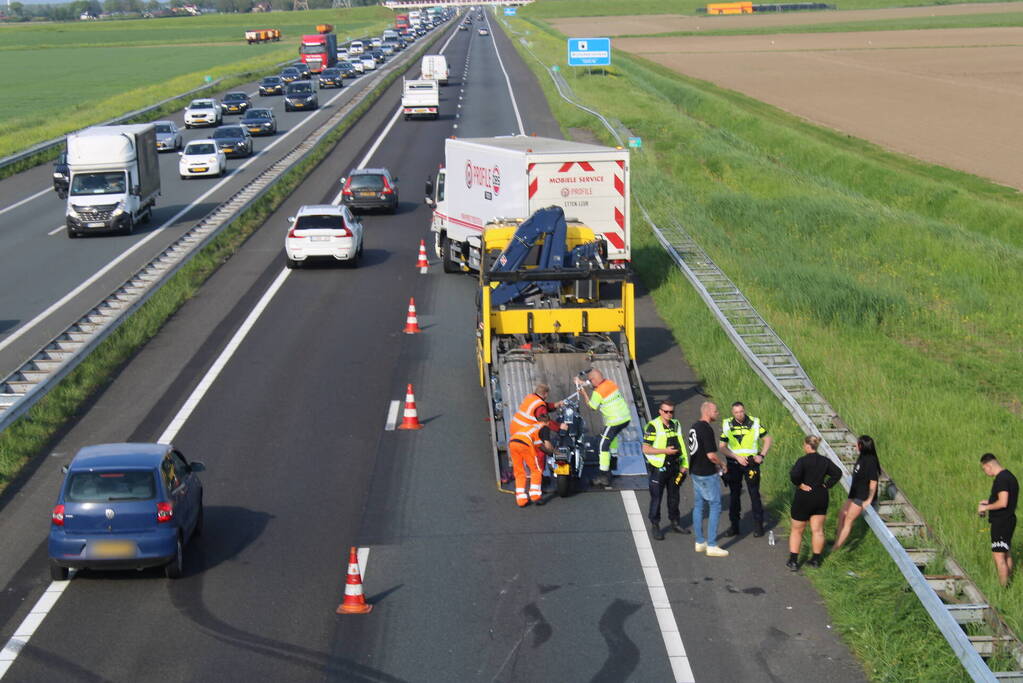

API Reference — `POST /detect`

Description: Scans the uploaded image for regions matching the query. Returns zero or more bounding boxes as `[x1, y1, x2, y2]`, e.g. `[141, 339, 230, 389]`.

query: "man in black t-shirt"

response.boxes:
[979, 453, 1019, 586]
[687, 402, 728, 557]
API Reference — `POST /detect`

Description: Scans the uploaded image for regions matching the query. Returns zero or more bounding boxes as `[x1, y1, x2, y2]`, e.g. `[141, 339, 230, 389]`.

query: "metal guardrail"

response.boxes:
[0, 27, 446, 435]
[0, 59, 295, 174]
[505, 19, 1023, 682]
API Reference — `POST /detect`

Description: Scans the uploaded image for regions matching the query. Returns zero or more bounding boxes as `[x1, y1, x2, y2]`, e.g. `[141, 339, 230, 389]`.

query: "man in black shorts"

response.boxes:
[978, 453, 1018, 587]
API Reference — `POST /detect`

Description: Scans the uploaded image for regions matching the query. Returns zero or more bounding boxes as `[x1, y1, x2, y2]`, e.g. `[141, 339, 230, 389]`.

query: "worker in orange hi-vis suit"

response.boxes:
[510, 382, 563, 439]
[509, 413, 557, 507]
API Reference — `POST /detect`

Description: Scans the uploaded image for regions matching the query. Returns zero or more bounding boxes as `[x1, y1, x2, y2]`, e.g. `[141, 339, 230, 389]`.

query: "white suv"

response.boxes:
[184, 99, 222, 128]
[284, 204, 363, 268]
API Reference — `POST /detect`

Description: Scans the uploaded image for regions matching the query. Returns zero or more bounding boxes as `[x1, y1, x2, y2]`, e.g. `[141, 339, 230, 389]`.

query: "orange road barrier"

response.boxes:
[336, 547, 372, 615]
[403, 298, 422, 334]
[398, 384, 424, 430]
[416, 240, 430, 272]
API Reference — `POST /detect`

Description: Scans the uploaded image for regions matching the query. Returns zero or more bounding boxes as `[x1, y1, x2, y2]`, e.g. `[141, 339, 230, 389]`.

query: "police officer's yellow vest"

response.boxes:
[722, 417, 761, 456]
[644, 418, 685, 468]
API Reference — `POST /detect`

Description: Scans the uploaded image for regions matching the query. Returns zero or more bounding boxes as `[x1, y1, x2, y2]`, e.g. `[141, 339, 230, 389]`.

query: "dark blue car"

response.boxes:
[49, 443, 205, 580]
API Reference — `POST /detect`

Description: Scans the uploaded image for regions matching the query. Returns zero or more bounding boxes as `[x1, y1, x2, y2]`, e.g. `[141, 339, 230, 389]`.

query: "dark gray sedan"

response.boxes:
[240, 108, 277, 136]
[211, 125, 253, 158]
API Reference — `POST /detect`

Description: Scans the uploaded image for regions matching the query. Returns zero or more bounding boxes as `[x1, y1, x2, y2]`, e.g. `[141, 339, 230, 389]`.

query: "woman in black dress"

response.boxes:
[788, 435, 842, 570]
[832, 435, 880, 551]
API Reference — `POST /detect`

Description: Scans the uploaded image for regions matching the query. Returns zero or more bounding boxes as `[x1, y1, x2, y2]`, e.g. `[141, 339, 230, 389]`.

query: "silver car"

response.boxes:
[154, 120, 182, 152]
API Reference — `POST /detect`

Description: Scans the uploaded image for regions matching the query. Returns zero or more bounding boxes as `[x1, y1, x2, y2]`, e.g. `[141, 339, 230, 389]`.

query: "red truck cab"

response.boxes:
[299, 28, 337, 74]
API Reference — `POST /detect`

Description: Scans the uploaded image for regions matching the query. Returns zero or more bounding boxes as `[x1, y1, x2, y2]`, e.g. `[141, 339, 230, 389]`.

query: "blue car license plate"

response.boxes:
[90, 540, 137, 559]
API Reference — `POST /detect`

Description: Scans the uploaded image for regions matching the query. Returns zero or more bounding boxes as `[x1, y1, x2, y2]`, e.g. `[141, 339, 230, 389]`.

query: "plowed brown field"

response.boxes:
[608, 27, 1023, 188]
[549, 2, 1023, 36]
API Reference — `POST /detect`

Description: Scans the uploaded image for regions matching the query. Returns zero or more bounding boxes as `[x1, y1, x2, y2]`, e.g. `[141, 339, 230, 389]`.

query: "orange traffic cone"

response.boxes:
[398, 383, 423, 430]
[416, 240, 429, 273]
[403, 298, 422, 334]
[336, 546, 372, 614]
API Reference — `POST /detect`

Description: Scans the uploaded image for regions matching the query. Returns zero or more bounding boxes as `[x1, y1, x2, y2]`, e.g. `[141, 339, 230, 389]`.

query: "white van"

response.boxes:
[421, 55, 449, 85]
[349, 41, 364, 55]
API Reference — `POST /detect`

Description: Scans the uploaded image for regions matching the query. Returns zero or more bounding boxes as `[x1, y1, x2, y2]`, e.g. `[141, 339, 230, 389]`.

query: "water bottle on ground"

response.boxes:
[768, 530, 776, 546]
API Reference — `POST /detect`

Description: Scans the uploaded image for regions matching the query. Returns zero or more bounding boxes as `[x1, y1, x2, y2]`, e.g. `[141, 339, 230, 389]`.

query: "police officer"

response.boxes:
[643, 400, 689, 540]
[719, 401, 772, 537]
[576, 368, 631, 489]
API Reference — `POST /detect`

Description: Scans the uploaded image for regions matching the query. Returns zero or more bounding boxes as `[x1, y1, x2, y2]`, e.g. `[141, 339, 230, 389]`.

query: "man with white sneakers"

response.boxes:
[687, 402, 729, 557]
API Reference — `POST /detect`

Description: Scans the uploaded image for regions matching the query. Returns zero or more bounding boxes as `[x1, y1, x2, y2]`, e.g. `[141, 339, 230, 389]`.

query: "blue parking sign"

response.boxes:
[567, 38, 611, 67]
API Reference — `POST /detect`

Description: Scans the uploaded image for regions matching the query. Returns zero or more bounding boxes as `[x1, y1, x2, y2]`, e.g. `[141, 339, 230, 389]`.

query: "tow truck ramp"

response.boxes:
[477, 207, 651, 494]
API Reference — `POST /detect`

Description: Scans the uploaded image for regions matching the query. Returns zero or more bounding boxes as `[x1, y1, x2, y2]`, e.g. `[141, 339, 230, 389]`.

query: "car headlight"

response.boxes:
[111, 202, 125, 217]
[67, 205, 80, 218]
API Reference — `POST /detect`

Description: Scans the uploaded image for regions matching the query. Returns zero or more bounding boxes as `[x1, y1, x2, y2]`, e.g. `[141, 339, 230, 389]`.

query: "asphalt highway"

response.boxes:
[0, 13, 866, 683]
[0, 23, 445, 388]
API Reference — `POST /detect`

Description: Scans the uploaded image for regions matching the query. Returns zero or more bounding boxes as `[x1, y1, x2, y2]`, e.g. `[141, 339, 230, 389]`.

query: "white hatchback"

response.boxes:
[361, 56, 376, 71]
[284, 204, 363, 268]
[179, 140, 226, 179]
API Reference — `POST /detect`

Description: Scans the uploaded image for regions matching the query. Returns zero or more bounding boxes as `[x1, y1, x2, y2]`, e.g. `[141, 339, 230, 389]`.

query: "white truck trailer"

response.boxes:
[65, 124, 161, 238]
[401, 79, 439, 120]
[425, 136, 630, 273]
[420, 54, 449, 85]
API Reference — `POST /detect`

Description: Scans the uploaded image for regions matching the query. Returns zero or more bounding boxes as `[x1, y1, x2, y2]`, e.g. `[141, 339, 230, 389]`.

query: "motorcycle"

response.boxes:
[548, 393, 596, 497]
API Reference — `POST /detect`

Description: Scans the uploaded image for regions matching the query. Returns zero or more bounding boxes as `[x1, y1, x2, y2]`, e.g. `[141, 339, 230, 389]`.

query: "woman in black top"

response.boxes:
[832, 435, 880, 552]
[788, 435, 842, 570]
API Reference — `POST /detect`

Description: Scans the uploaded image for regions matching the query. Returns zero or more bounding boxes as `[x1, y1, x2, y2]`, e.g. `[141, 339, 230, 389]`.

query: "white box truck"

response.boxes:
[65, 124, 161, 238]
[402, 79, 439, 120]
[425, 136, 630, 272]
[420, 55, 449, 85]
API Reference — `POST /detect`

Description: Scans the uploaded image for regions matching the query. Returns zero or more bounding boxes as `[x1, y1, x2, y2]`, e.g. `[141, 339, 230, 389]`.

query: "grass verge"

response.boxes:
[0, 29, 443, 496]
[505, 8, 1023, 680]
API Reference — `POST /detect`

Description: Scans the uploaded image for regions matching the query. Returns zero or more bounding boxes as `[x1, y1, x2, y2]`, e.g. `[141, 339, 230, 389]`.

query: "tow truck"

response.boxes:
[477, 206, 650, 494]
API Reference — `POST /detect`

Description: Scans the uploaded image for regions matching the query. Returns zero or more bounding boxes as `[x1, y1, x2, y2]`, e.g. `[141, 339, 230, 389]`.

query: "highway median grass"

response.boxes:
[507, 8, 1022, 680]
[0, 29, 443, 498]
[0, 6, 392, 163]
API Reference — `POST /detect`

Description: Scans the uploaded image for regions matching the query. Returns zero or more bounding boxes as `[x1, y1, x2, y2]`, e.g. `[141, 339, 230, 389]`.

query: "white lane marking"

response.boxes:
[384, 400, 400, 431]
[0, 84, 355, 356]
[158, 267, 291, 443]
[620, 491, 696, 683]
[47, 225, 64, 236]
[358, 547, 370, 579]
[0, 187, 50, 218]
[0, 581, 70, 678]
[0, 271, 294, 681]
[0, 59, 422, 681]
[484, 13, 525, 135]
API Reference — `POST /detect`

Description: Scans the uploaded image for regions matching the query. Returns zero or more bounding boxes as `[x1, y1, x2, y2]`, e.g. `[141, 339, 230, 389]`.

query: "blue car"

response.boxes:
[49, 443, 205, 580]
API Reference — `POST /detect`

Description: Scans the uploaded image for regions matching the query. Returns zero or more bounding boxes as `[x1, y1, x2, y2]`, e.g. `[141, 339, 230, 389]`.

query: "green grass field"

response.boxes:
[619, 11, 1023, 37]
[524, 0, 1022, 18]
[507, 6, 1023, 679]
[0, 6, 392, 158]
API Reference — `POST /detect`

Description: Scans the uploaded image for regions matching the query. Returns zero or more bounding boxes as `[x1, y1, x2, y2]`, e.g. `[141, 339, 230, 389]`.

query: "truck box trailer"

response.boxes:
[401, 79, 439, 120]
[426, 136, 630, 273]
[65, 124, 160, 238]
